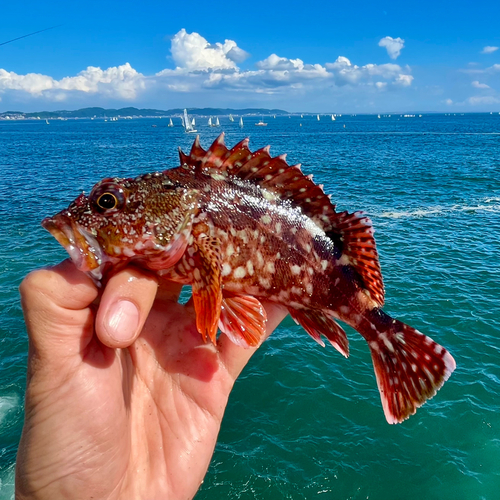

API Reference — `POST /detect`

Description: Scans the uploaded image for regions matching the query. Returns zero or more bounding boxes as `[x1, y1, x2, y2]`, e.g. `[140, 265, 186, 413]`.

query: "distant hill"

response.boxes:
[0, 107, 289, 119]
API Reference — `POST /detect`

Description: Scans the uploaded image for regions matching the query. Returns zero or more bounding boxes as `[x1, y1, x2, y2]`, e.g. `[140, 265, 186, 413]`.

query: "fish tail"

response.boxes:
[363, 308, 455, 424]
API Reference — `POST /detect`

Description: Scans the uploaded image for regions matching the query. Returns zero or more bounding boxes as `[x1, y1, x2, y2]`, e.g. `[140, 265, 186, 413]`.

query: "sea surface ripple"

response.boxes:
[0, 113, 499, 499]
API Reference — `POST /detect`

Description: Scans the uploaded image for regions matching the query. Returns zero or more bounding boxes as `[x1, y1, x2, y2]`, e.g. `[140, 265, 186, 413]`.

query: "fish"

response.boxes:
[42, 133, 455, 424]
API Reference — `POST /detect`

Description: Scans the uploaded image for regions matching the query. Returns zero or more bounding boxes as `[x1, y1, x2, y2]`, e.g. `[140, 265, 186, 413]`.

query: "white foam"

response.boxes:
[0, 395, 19, 427]
[379, 199, 500, 219]
[0, 461, 15, 500]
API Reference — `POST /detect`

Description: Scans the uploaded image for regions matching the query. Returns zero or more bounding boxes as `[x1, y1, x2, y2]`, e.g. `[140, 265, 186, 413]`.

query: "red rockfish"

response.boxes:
[42, 134, 455, 424]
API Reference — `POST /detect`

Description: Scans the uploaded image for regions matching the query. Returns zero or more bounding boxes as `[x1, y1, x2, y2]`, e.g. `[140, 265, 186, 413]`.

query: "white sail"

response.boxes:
[168, 118, 173, 127]
[229, 114, 234, 122]
[215, 117, 220, 126]
[183, 109, 197, 133]
[317, 114, 320, 121]
[191, 118, 196, 126]
[331, 114, 335, 121]
[239, 116, 243, 128]
[208, 117, 212, 126]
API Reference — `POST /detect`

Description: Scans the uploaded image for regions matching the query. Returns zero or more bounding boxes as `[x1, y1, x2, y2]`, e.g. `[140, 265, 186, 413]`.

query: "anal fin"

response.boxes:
[288, 308, 349, 358]
[218, 294, 267, 348]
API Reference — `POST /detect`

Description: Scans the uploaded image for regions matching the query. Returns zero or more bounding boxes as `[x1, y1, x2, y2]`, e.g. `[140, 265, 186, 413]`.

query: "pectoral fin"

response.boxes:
[218, 293, 268, 347]
[190, 237, 223, 344]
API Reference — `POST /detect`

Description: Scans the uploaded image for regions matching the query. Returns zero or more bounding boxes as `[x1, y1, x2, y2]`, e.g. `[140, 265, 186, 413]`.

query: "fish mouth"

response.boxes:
[42, 213, 107, 281]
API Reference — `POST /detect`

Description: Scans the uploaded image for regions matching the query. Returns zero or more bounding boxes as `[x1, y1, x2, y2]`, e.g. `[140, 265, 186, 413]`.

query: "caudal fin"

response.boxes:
[365, 309, 456, 424]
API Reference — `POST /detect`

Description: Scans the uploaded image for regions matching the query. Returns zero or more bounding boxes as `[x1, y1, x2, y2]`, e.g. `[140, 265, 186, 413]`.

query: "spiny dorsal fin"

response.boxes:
[179, 134, 384, 305]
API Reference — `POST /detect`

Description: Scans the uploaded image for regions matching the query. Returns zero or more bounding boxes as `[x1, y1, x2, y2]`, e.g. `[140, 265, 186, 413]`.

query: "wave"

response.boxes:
[378, 199, 500, 219]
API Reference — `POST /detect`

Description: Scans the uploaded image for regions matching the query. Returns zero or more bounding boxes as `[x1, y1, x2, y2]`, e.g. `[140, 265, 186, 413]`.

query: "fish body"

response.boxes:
[42, 134, 455, 424]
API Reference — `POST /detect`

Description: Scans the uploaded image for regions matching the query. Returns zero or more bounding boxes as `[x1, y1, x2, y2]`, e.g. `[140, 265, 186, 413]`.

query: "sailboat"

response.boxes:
[183, 109, 197, 133]
[215, 117, 220, 127]
[317, 114, 320, 121]
[229, 114, 234, 122]
[331, 114, 335, 121]
[191, 118, 196, 127]
[239, 116, 244, 128]
[168, 118, 174, 127]
[208, 117, 212, 127]
[255, 116, 267, 126]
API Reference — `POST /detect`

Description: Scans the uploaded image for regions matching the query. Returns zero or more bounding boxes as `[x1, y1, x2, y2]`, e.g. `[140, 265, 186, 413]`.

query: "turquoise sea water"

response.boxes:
[0, 113, 499, 499]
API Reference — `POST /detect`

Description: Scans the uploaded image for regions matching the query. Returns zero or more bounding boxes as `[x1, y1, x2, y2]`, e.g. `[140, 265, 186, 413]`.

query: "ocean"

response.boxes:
[0, 113, 499, 499]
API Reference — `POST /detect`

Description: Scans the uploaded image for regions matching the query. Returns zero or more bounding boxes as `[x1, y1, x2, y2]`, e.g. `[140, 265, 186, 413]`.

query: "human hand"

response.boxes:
[16, 260, 287, 500]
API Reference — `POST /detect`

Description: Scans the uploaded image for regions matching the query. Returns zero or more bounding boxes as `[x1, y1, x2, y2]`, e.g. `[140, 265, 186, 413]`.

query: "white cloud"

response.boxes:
[325, 57, 411, 87]
[0, 63, 145, 100]
[394, 74, 414, 86]
[378, 36, 405, 60]
[445, 99, 453, 105]
[0, 29, 414, 107]
[481, 46, 499, 54]
[170, 28, 249, 71]
[471, 80, 490, 89]
[467, 95, 500, 105]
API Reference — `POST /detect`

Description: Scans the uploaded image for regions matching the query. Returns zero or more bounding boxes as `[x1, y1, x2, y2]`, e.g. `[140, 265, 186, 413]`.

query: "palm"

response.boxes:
[17, 263, 285, 500]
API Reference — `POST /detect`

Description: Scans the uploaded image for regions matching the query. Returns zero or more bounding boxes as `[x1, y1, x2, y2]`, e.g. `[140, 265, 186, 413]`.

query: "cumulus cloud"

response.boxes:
[325, 56, 411, 87]
[170, 28, 249, 71]
[378, 36, 405, 60]
[471, 80, 490, 89]
[481, 46, 499, 54]
[0, 63, 145, 100]
[0, 29, 414, 105]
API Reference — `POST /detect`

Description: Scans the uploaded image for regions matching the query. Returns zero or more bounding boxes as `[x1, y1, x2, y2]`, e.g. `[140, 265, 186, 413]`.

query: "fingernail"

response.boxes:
[105, 300, 139, 343]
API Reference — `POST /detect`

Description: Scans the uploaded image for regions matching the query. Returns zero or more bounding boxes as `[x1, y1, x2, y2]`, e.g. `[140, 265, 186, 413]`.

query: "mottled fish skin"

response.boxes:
[42, 133, 455, 424]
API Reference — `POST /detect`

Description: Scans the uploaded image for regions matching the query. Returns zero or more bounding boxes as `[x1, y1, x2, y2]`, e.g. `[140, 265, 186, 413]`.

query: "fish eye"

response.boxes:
[97, 192, 118, 210]
[90, 182, 126, 214]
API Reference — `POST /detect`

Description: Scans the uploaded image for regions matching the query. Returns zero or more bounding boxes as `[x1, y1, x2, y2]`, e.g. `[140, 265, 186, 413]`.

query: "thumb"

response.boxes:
[95, 267, 160, 348]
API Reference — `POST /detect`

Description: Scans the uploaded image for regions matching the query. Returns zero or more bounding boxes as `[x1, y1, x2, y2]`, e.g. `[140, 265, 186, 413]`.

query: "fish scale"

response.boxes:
[42, 133, 455, 424]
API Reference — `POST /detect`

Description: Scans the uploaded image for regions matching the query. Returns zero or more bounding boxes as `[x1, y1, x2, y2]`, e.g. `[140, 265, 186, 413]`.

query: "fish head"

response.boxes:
[42, 174, 199, 281]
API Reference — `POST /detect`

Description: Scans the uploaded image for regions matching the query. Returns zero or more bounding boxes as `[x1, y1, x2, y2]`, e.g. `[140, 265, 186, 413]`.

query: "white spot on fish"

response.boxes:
[291, 264, 302, 275]
[246, 260, 254, 276]
[265, 262, 275, 273]
[261, 214, 272, 225]
[233, 266, 246, 279]
[221, 263, 232, 277]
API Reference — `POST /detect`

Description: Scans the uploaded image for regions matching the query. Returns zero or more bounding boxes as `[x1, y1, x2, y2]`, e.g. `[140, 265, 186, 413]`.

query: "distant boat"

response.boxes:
[208, 117, 212, 126]
[215, 117, 220, 127]
[45, 119, 49, 125]
[191, 118, 196, 126]
[239, 117, 244, 128]
[255, 117, 267, 126]
[301, 114, 303, 118]
[317, 114, 320, 121]
[168, 118, 174, 127]
[229, 114, 234, 122]
[183, 109, 197, 133]
[377, 114, 381, 119]
[331, 115, 335, 121]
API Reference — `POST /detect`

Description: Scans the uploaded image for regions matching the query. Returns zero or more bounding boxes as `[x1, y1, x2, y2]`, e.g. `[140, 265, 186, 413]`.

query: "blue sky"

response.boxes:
[1, 0, 499, 113]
